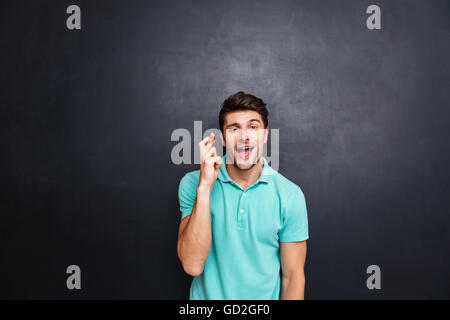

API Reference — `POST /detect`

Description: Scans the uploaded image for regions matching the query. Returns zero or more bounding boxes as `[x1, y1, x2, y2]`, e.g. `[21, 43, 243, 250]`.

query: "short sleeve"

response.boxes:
[279, 187, 309, 242]
[178, 173, 199, 221]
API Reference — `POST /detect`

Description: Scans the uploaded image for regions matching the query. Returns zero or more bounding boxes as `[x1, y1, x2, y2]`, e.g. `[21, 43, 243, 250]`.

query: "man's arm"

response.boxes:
[177, 133, 222, 277]
[177, 184, 213, 277]
[280, 241, 307, 300]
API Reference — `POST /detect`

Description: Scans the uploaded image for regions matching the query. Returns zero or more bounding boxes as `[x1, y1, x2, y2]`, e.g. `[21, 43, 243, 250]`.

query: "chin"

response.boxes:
[234, 162, 255, 171]
[233, 155, 260, 171]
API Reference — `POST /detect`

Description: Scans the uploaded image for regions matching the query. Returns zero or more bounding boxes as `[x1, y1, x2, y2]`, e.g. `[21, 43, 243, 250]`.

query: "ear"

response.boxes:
[263, 126, 269, 144]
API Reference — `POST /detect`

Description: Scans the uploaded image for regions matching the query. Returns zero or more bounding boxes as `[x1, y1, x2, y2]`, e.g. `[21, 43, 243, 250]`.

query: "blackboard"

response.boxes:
[0, 0, 449, 299]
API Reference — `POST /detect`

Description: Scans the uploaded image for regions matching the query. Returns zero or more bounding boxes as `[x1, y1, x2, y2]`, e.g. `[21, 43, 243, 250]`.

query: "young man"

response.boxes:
[177, 91, 309, 300]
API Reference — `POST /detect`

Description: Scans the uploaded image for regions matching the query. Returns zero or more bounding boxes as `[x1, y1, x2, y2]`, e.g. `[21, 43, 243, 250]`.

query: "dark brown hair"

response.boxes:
[219, 91, 268, 132]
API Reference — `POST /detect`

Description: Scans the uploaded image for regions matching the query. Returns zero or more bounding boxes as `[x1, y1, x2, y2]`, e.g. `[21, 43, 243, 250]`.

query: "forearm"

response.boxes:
[177, 184, 212, 276]
[281, 272, 305, 300]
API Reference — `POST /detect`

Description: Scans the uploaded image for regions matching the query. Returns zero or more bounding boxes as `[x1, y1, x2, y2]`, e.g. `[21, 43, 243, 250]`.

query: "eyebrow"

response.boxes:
[225, 119, 261, 128]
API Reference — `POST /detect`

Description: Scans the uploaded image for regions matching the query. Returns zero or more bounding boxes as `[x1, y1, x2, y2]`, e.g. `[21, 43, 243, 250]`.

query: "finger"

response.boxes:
[198, 135, 210, 152]
[201, 133, 212, 145]
[213, 156, 222, 169]
[205, 146, 217, 159]
[202, 134, 216, 158]
[199, 134, 214, 155]
[204, 132, 215, 149]
[205, 152, 219, 166]
[210, 146, 217, 158]
[206, 154, 220, 164]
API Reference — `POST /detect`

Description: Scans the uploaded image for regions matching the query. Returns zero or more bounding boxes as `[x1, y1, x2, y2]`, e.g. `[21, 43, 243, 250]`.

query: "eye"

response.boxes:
[250, 125, 257, 129]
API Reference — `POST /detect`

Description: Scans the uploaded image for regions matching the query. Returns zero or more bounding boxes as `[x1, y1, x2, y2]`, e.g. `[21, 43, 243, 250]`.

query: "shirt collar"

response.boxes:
[218, 154, 271, 184]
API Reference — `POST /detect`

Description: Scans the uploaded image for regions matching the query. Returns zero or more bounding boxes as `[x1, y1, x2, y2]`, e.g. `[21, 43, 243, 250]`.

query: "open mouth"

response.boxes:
[236, 146, 254, 160]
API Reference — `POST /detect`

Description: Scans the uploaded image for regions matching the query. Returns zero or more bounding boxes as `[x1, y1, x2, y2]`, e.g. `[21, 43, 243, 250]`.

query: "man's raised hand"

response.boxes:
[198, 132, 222, 189]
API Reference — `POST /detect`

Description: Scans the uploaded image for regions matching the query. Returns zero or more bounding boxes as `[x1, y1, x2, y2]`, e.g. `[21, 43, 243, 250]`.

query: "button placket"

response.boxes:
[237, 190, 248, 228]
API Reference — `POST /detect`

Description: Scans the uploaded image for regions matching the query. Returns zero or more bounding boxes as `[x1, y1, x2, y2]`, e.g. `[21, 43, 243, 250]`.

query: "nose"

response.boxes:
[238, 128, 250, 142]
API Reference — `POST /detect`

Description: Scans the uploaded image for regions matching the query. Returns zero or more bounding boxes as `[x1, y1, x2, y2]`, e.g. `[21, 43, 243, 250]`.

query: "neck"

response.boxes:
[225, 156, 264, 190]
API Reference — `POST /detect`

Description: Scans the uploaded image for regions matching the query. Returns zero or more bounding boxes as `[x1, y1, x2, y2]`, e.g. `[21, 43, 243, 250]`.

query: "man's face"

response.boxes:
[220, 110, 268, 170]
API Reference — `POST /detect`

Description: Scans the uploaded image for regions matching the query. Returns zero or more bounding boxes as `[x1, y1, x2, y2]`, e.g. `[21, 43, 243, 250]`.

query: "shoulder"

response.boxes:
[269, 168, 305, 201]
[178, 169, 200, 192]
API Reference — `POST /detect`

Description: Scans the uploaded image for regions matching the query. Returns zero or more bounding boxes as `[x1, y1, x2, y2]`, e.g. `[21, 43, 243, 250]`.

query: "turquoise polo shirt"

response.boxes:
[178, 154, 309, 300]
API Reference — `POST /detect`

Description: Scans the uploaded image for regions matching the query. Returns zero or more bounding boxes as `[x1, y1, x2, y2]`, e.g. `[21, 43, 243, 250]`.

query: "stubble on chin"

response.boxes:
[233, 162, 256, 171]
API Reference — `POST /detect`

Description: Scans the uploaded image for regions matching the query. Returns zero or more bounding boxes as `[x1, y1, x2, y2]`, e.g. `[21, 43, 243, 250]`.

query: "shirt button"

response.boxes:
[243, 192, 246, 196]
[240, 209, 244, 213]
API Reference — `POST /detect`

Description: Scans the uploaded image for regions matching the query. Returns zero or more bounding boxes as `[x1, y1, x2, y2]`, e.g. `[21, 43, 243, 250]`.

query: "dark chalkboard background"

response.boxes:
[0, 0, 449, 299]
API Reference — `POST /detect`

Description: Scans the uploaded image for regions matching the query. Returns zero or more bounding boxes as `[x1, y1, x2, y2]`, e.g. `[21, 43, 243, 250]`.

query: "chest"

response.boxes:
[210, 184, 283, 244]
